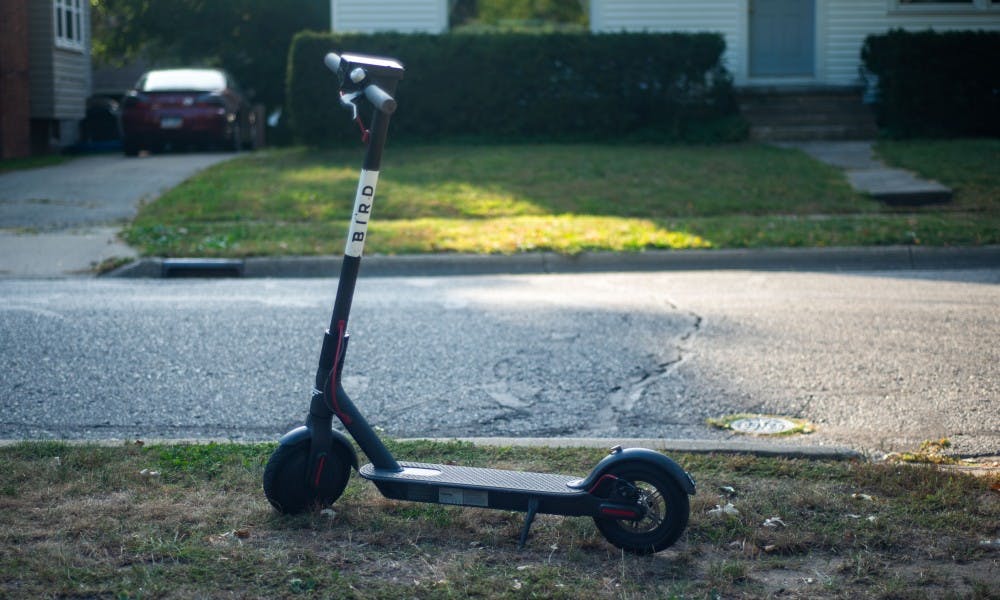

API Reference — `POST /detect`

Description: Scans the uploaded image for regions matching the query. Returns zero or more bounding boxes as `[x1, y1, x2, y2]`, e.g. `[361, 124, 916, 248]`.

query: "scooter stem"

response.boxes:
[311, 74, 403, 473]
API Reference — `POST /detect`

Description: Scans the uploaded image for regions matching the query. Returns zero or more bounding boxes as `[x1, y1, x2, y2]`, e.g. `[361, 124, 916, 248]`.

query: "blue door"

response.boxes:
[749, 0, 815, 77]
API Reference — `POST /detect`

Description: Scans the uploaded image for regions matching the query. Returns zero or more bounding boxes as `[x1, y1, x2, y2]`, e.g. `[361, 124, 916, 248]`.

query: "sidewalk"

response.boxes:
[0, 152, 235, 278]
[779, 140, 953, 205]
[0, 227, 137, 277]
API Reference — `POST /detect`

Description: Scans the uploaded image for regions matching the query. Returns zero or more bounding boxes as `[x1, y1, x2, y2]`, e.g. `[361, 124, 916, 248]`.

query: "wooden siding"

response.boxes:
[27, 0, 90, 119]
[331, 0, 448, 33]
[591, 0, 1000, 86]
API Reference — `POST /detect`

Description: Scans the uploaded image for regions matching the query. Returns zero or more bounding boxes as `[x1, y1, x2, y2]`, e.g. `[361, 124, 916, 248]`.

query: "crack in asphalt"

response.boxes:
[583, 298, 704, 434]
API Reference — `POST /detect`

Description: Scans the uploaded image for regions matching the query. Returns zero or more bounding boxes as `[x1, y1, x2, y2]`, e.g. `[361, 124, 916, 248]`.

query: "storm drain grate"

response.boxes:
[161, 258, 244, 278]
[728, 416, 799, 435]
[708, 414, 816, 436]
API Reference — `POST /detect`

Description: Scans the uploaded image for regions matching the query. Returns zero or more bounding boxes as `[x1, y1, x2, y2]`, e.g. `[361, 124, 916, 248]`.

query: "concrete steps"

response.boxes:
[739, 87, 878, 141]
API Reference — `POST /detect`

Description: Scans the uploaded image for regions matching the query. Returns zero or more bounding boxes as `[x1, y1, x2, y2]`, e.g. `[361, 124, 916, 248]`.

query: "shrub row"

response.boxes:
[862, 29, 1000, 138]
[287, 31, 744, 145]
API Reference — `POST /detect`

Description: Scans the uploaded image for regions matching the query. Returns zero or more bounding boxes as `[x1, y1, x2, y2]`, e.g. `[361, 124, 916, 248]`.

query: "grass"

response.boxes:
[876, 138, 1000, 213]
[0, 154, 71, 174]
[123, 140, 1000, 257]
[1, 440, 997, 599]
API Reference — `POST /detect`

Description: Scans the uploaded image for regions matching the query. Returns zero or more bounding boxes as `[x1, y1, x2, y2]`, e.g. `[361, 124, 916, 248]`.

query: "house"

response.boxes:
[589, 0, 1000, 87]
[591, 0, 1000, 138]
[331, 0, 449, 33]
[0, 0, 92, 158]
[328, 1, 1000, 86]
[323, 1, 1000, 138]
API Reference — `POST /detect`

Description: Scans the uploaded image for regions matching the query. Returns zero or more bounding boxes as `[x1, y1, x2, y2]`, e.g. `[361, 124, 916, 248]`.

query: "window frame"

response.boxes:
[53, 0, 86, 52]
[891, 0, 999, 13]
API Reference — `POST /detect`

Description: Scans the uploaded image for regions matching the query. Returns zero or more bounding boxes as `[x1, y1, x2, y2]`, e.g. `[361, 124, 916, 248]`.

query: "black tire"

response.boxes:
[263, 437, 350, 514]
[593, 463, 690, 554]
[123, 136, 140, 157]
[228, 124, 241, 153]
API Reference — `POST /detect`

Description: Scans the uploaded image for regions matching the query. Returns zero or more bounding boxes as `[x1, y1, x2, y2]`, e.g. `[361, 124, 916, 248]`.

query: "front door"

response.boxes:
[749, 0, 815, 77]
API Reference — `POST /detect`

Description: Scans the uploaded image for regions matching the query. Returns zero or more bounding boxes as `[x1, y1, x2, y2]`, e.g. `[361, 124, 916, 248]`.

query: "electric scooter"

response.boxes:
[263, 51, 695, 554]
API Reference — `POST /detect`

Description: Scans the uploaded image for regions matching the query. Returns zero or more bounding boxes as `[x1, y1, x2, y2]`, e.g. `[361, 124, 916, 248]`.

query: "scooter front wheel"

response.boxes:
[593, 463, 690, 554]
[263, 436, 350, 514]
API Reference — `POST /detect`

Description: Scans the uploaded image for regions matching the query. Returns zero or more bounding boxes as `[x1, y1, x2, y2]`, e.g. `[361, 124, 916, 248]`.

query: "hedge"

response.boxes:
[862, 29, 1000, 138]
[287, 31, 744, 145]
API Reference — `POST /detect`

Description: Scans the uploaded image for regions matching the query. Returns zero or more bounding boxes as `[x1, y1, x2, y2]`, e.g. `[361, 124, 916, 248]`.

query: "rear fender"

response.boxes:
[568, 447, 695, 495]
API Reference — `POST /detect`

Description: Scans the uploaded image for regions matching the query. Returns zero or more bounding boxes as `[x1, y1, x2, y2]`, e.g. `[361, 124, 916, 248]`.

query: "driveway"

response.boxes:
[0, 152, 237, 277]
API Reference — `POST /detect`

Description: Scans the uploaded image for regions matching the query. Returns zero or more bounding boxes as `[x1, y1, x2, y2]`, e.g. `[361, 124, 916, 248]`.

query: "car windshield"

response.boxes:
[139, 70, 226, 92]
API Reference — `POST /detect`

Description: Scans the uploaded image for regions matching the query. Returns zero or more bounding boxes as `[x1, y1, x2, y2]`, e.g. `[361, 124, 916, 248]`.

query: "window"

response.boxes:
[894, 0, 998, 12]
[138, 70, 228, 93]
[53, 0, 85, 51]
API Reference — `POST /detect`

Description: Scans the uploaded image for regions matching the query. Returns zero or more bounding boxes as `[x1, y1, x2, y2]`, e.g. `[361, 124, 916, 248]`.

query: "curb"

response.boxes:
[107, 245, 1000, 278]
[401, 437, 865, 460]
[0, 436, 864, 460]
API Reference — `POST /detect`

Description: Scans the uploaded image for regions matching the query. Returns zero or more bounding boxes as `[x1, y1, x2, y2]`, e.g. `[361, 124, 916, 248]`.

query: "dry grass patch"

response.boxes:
[0, 441, 997, 599]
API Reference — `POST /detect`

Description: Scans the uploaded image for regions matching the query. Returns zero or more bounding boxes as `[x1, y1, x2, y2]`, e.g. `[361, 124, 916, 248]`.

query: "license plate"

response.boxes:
[160, 117, 183, 129]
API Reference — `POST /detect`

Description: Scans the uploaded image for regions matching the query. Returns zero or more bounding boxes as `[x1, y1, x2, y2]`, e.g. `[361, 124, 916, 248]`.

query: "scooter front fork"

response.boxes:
[306, 328, 400, 489]
[305, 393, 337, 490]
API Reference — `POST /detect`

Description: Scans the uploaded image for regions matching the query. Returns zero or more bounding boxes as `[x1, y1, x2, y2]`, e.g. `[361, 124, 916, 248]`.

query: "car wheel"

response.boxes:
[229, 124, 241, 153]
[123, 136, 140, 157]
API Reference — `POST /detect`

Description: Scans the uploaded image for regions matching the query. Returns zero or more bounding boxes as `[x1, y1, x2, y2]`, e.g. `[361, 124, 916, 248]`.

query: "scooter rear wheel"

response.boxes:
[593, 463, 689, 554]
[263, 437, 350, 514]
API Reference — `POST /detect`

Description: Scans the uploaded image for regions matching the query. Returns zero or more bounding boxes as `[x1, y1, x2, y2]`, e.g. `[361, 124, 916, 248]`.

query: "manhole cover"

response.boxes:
[728, 416, 800, 435]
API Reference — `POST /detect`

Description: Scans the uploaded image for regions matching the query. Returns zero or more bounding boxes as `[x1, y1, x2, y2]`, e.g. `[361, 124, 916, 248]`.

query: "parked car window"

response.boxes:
[139, 70, 227, 93]
[121, 68, 258, 156]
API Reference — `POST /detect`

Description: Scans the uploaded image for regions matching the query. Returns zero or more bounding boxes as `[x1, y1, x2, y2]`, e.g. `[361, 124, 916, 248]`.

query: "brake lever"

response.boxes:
[339, 91, 363, 121]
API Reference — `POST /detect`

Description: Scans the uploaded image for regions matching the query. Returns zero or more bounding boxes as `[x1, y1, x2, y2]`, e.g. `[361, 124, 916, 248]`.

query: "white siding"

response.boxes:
[28, 0, 90, 119]
[590, 0, 745, 77]
[823, 0, 1000, 85]
[52, 47, 90, 119]
[591, 0, 1000, 86]
[332, 0, 448, 33]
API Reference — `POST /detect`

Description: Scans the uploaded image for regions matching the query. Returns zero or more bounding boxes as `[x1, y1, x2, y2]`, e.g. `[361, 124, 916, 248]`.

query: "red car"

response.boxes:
[121, 68, 257, 156]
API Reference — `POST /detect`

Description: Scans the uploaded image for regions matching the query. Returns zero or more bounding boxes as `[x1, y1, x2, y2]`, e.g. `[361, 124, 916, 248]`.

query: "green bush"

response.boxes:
[287, 31, 743, 145]
[862, 29, 1000, 138]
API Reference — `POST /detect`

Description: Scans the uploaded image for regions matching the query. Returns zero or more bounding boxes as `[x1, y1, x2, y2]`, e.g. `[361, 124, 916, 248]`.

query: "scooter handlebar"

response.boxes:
[324, 52, 342, 75]
[325, 52, 397, 115]
[364, 84, 397, 115]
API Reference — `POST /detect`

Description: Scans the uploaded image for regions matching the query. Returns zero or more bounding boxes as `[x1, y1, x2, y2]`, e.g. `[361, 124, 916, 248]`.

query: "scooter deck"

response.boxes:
[361, 461, 580, 493]
[359, 461, 594, 515]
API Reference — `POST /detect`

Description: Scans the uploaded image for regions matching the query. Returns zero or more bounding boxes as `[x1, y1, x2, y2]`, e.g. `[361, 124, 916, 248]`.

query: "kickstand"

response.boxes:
[518, 498, 540, 549]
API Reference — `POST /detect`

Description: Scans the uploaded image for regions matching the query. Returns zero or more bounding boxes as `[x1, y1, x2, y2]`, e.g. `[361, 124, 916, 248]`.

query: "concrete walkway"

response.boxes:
[0, 226, 134, 277]
[0, 152, 236, 277]
[779, 140, 953, 205]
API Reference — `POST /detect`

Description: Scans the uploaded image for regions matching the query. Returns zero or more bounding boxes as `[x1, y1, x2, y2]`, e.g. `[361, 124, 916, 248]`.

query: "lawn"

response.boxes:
[123, 140, 1000, 257]
[0, 154, 70, 174]
[1, 441, 997, 598]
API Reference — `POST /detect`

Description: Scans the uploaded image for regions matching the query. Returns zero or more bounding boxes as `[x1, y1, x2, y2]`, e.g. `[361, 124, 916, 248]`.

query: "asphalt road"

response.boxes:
[1, 269, 997, 456]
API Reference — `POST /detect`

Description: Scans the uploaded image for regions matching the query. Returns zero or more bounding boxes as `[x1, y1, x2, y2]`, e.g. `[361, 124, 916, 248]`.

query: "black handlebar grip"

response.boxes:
[364, 84, 397, 115]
